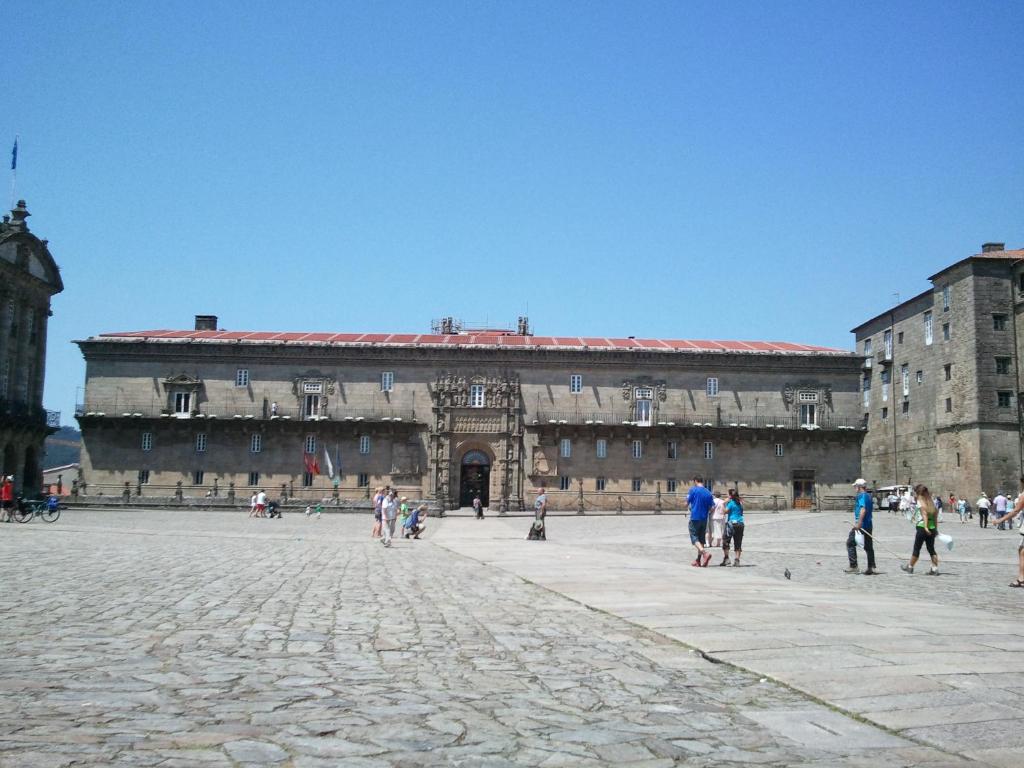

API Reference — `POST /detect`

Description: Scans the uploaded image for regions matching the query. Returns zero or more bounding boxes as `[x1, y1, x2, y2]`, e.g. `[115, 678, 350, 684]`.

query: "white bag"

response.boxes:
[937, 532, 954, 551]
[854, 530, 865, 549]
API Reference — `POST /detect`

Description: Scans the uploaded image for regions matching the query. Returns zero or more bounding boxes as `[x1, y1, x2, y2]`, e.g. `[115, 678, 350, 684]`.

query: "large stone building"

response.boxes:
[75, 316, 865, 509]
[0, 201, 63, 493]
[853, 242, 1024, 497]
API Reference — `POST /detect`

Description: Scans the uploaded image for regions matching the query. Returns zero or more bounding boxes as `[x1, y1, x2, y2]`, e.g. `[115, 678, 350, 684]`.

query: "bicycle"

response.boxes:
[12, 497, 62, 523]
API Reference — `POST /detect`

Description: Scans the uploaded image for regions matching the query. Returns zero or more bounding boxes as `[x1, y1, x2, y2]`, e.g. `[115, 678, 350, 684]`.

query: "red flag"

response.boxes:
[303, 452, 321, 475]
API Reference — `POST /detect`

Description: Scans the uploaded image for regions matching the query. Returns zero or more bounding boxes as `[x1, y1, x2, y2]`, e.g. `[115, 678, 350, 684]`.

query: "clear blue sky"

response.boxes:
[5, 1, 1022, 424]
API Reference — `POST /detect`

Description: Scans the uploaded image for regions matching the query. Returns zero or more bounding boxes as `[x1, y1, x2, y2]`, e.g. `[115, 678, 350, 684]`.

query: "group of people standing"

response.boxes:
[372, 487, 427, 546]
[685, 477, 745, 567]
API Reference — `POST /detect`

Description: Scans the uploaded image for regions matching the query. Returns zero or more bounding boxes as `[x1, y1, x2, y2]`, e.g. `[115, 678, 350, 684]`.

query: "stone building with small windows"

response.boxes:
[1, 201, 63, 493]
[75, 316, 865, 510]
[852, 242, 1024, 498]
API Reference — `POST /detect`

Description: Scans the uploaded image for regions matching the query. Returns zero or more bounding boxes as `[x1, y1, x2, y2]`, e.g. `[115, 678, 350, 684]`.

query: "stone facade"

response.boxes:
[0, 201, 63, 493]
[75, 319, 865, 510]
[852, 243, 1024, 498]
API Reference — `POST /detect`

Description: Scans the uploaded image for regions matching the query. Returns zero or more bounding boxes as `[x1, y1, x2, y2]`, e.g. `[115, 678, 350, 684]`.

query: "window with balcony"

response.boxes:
[235, 369, 249, 387]
[469, 384, 485, 408]
[880, 369, 890, 401]
[883, 329, 893, 358]
[195, 433, 207, 453]
[631, 439, 643, 459]
[799, 403, 817, 426]
[634, 387, 653, 425]
[560, 438, 572, 458]
[924, 312, 934, 345]
[359, 435, 370, 455]
[381, 371, 394, 392]
[864, 339, 872, 358]
[569, 374, 582, 393]
[173, 391, 191, 416]
[596, 438, 607, 459]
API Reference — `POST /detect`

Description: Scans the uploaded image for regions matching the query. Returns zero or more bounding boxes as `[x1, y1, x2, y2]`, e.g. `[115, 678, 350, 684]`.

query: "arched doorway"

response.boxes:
[460, 449, 491, 507]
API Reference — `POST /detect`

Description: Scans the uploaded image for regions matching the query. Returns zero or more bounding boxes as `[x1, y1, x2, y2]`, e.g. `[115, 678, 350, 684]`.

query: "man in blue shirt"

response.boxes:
[686, 476, 715, 567]
[846, 478, 877, 575]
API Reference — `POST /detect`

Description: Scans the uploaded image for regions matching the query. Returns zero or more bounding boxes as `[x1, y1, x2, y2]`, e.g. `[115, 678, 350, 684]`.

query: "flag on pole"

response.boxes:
[303, 452, 321, 475]
[10, 138, 16, 171]
[323, 445, 335, 479]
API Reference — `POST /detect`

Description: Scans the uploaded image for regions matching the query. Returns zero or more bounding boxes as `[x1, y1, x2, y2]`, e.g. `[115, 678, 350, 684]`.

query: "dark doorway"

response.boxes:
[793, 469, 815, 509]
[460, 450, 491, 507]
[23, 445, 39, 495]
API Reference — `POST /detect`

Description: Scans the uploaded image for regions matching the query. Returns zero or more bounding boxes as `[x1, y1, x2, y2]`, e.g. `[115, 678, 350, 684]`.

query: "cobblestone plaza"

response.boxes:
[1, 509, 1021, 767]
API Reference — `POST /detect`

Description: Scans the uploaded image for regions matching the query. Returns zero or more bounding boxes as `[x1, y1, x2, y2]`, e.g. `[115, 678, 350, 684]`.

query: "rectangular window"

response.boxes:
[192, 470, 204, 485]
[798, 391, 818, 403]
[897, 331, 904, 344]
[302, 381, 323, 394]
[569, 374, 582, 393]
[667, 440, 678, 460]
[302, 471, 313, 487]
[944, 364, 952, 381]
[560, 438, 572, 458]
[174, 391, 191, 414]
[469, 384, 485, 408]
[883, 329, 893, 358]
[559, 475, 571, 491]
[863, 375, 871, 407]
[942, 322, 950, 341]
[924, 311, 933, 345]
[248, 471, 259, 486]
[994, 314, 1007, 331]
[944, 398, 952, 413]
[304, 434, 316, 454]
[142, 432, 152, 451]
[916, 370, 923, 384]
[596, 438, 607, 459]
[596, 476, 606, 491]
[138, 470, 150, 485]
[666, 479, 677, 493]
[996, 357, 1011, 374]
[998, 391, 1012, 408]
[357, 473, 369, 488]
[303, 394, 320, 419]
[235, 369, 249, 387]
[942, 285, 950, 311]
[881, 369, 890, 401]
[381, 371, 394, 392]
[631, 478, 642, 492]
[864, 338, 872, 357]
[902, 401, 910, 415]
[901, 364, 909, 396]
[634, 387, 653, 425]
[631, 439, 643, 459]
[799, 403, 817, 425]
[882, 407, 889, 420]
[359, 435, 370, 455]
[250, 433, 262, 453]
[195, 433, 207, 453]
[775, 443, 784, 457]
[704, 440, 713, 460]
[706, 377, 719, 397]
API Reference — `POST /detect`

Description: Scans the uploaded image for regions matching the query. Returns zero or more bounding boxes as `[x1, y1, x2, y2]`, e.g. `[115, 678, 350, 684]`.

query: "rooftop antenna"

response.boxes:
[892, 292, 900, 306]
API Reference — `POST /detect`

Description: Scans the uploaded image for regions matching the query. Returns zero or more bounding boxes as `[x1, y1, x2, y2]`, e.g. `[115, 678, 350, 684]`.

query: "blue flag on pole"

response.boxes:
[10, 138, 16, 171]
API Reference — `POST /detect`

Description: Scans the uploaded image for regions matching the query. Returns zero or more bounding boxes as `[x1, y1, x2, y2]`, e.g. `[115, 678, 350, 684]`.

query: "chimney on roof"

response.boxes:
[194, 315, 218, 331]
[982, 242, 1005, 253]
[517, 316, 531, 336]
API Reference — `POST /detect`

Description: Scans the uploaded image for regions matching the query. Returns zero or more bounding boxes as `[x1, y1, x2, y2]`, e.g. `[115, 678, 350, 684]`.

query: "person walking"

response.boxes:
[1, 475, 14, 523]
[721, 488, 745, 566]
[248, 491, 258, 518]
[956, 495, 968, 524]
[372, 487, 384, 537]
[255, 489, 267, 517]
[846, 479, 877, 575]
[534, 486, 547, 521]
[473, 494, 483, 519]
[901, 484, 941, 575]
[381, 491, 398, 547]
[710, 491, 726, 548]
[991, 477, 1024, 588]
[686, 476, 714, 567]
[977, 493, 991, 528]
[993, 491, 1009, 530]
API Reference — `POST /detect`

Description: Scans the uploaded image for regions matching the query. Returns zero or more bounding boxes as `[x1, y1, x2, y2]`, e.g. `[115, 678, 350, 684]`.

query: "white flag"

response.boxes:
[323, 445, 335, 479]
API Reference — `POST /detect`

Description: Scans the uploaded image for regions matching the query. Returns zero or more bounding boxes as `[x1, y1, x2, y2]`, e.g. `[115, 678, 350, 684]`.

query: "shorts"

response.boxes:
[1018, 535, 1024, 553]
[256, 503, 265, 513]
[724, 522, 745, 550]
[374, 510, 382, 521]
[689, 518, 708, 545]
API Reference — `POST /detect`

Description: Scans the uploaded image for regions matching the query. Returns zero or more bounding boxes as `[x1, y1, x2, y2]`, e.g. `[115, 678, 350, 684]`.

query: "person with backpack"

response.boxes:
[901, 484, 941, 575]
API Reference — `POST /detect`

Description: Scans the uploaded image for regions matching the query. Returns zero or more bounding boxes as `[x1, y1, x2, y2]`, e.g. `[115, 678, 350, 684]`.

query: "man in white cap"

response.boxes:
[976, 492, 991, 529]
[845, 479, 877, 575]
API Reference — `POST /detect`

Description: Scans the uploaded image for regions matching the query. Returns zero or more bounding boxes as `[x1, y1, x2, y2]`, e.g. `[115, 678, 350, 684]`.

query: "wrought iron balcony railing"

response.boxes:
[533, 410, 866, 430]
[75, 401, 417, 423]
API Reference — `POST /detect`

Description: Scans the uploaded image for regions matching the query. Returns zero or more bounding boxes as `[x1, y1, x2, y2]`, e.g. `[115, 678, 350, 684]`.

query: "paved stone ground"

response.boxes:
[0, 509, 1009, 767]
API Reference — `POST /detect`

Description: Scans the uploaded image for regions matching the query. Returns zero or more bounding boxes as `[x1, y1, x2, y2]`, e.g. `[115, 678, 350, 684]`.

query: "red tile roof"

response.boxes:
[91, 329, 851, 356]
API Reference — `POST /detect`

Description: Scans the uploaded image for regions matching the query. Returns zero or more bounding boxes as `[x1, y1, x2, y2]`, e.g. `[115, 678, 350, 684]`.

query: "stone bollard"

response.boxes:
[617, 495, 623, 515]
[212, 479, 219, 498]
[499, 495, 508, 516]
[576, 479, 585, 515]
[175, 481, 183, 502]
[654, 483, 662, 514]
[136, 478, 142, 497]
[227, 481, 235, 503]
[122, 482, 131, 503]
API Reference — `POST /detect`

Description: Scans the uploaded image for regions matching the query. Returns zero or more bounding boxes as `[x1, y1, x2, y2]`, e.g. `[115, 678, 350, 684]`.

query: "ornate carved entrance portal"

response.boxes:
[459, 450, 491, 507]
